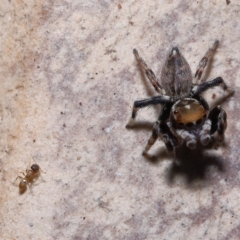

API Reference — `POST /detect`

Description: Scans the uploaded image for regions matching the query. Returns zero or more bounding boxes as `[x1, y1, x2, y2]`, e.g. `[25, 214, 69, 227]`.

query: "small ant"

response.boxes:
[15, 161, 44, 194]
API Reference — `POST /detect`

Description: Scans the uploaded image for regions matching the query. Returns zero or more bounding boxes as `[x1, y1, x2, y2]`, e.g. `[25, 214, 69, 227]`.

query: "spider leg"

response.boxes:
[199, 106, 227, 148]
[142, 103, 178, 155]
[126, 96, 171, 128]
[195, 40, 219, 82]
[192, 95, 212, 146]
[142, 121, 159, 155]
[133, 49, 162, 94]
[209, 106, 227, 148]
[191, 77, 234, 96]
[159, 121, 179, 154]
[143, 121, 179, 156]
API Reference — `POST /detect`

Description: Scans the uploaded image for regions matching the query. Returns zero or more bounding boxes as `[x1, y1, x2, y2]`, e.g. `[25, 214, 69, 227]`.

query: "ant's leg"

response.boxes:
[191, 77, 234, 96]
[14, 175, 23, 184]
[126, 96, 171, 128]
[28, 182, 33, 194]
[133, 49, 162, 94]
[195, 41, 219, 82]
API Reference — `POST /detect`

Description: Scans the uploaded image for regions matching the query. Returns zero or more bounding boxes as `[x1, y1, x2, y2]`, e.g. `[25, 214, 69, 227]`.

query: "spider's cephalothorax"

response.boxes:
[126, 41, 234, 156]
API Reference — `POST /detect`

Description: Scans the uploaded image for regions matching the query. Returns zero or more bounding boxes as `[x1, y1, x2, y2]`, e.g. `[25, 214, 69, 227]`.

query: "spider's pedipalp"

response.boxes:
[199, 119, 212, 146]
[176, 129, 197, 149]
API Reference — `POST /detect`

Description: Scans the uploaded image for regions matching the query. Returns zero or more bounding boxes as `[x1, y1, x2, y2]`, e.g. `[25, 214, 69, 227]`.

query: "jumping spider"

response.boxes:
[126, 41, 234, 156]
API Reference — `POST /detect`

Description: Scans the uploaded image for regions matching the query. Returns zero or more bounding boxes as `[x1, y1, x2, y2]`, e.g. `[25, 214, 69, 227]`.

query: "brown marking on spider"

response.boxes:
[126, 41, 234, 157]
[15, 162, 44, 194]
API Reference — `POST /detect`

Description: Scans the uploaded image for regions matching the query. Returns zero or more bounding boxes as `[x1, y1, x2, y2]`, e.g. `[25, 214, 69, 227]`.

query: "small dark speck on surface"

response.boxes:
[226, 0, 230, 5]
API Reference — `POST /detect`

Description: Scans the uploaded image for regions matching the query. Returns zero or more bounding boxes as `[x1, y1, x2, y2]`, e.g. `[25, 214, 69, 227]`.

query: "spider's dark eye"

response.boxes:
[174, 110, 178, 114]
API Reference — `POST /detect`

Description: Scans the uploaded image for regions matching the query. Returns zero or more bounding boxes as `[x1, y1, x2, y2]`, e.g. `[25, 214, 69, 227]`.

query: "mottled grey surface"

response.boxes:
[0, 0, 240, 239]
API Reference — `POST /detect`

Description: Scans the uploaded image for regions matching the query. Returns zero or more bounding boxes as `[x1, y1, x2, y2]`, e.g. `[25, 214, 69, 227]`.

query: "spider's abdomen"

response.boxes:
[161, 47, 192, 100]
[171, 98, 207, 126]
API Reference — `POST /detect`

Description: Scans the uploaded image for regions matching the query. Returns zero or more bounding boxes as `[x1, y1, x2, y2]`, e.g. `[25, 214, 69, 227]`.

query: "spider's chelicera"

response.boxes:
[126, 41, 234, 156]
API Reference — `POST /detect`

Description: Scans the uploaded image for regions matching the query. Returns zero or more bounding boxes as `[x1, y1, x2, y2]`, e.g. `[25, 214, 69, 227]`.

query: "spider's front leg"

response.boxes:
[159, 121, 180, 154]
[143, 103, 179, 156]
[142, 121, 159, 155]
[209, 106, 227, 148]
[198, 106, 227, 148]
[143, 121, 179, 156]
[126, 95, 171, 128]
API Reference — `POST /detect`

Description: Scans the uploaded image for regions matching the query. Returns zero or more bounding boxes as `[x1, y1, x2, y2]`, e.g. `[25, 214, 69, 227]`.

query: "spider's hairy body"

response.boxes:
[161, 47, 192, 101]
[126, 41, 234, 156]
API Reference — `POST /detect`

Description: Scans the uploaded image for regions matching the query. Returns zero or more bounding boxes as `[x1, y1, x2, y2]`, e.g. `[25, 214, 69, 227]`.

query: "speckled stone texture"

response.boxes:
[0, 0, 239, 239]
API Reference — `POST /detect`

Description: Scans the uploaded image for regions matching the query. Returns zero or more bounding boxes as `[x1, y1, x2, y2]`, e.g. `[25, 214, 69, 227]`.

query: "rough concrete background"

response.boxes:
[0, 0, 239, 239]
